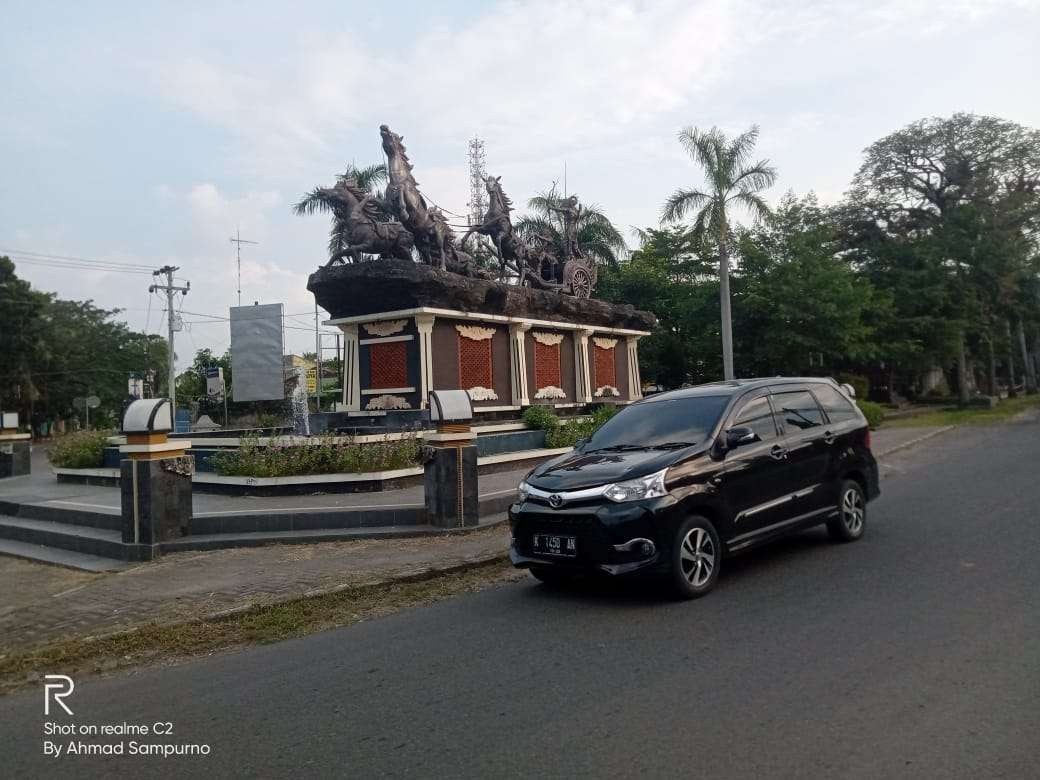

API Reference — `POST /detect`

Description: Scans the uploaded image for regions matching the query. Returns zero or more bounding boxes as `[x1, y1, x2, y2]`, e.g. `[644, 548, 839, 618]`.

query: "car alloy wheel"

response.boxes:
[671, 516, 721, 599]
[828, 479, 866, 542]
[841, 487, 865, 536]
[680, 527, 715, 588]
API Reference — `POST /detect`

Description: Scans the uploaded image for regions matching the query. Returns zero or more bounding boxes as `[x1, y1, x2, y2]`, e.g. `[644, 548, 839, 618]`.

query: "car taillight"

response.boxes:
[864, 429, 872, 450]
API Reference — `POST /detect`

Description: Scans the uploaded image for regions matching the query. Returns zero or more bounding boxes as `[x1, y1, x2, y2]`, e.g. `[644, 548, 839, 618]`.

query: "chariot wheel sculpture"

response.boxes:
[563, 260, 595, 299]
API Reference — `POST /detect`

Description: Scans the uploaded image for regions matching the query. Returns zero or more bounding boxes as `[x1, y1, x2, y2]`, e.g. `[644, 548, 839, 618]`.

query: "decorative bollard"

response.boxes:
[423, 390, 479, 528]
[0, 412, 31, 478]
[119, 399, 193, 559]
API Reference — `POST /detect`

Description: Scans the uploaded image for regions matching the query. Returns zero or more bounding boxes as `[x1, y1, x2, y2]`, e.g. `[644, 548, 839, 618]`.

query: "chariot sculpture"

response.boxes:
[303, 124, 603, 298]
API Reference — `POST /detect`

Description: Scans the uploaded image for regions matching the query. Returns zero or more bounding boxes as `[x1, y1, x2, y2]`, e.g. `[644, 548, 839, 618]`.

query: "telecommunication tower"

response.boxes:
[467, 136, 488, 227]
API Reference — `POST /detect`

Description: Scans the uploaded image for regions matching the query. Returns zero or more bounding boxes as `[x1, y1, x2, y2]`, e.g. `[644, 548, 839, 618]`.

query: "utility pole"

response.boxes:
[150, 266, 190, 420]
[229, 229, 259, 307]
[314, 301, 322, 412]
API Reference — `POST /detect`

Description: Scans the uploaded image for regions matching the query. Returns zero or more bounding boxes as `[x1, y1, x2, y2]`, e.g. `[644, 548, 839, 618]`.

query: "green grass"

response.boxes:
[883, 394, 1040, 428]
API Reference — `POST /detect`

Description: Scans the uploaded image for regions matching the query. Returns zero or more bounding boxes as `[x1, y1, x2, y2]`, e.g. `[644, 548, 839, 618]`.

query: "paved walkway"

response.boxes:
[0, 425, 948, 654]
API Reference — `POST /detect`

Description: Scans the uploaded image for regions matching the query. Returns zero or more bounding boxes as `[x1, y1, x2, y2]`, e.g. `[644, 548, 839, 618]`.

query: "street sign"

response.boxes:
[128, 376, 144, 399]
[205, 367, 225, 399]
[306, 367, 317, 393]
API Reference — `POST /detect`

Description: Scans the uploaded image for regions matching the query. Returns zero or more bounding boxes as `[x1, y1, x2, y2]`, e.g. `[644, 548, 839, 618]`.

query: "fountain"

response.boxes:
[291, 366, 310, 436]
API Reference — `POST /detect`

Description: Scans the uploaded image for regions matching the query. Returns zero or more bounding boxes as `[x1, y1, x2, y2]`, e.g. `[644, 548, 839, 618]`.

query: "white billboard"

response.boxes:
[230, 304, 285, 402]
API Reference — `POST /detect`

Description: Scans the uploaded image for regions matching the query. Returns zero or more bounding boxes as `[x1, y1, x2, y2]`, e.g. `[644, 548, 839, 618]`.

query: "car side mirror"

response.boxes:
[725, 426, 758, 450]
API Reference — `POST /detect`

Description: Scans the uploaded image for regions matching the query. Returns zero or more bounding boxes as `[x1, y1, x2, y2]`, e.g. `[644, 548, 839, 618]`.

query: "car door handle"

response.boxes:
[770, 445, 788, 460]
[822, 430, 836, 445]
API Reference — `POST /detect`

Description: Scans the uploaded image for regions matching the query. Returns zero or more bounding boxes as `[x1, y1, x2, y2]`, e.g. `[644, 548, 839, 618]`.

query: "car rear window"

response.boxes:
[772, 390, 824, 431]
[812, 384, 860, 423]
[586, 395, 729, 449]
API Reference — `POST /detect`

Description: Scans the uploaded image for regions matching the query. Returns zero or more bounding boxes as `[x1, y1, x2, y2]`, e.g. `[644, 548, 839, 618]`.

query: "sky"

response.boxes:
[2, 0, 1039, 370]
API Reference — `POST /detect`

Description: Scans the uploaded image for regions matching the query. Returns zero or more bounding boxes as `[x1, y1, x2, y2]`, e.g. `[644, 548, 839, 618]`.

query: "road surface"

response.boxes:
[2, 420, 1038, 778]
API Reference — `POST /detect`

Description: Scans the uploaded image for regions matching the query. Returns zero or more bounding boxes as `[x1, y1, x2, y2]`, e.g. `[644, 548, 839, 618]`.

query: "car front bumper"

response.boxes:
[507, 494, 678, 576]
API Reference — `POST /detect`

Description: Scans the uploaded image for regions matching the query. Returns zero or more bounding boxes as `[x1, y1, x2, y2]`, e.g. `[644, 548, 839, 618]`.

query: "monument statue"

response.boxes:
[302, 124, 602, 298]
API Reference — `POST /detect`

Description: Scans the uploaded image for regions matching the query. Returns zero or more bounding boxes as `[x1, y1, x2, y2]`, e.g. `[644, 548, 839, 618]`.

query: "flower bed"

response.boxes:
[211, 433, 422, 477]
[47, 429, 114, 468]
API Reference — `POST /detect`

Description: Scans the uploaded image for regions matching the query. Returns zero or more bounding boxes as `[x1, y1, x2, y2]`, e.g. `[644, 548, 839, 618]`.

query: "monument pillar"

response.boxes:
[415, 313, 436, 409]
[509, 322, 532, 407]
[119, 399, 192, 560]
[573, 329, 594, 403]
[626, 335, 643, 400]
[339, 323, 360, 411]
[423, 391, 478, 528]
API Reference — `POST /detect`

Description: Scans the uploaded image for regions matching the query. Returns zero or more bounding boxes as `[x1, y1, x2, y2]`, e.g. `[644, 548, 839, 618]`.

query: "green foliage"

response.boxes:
[856, 400, 884, 430]
[524, 405, 617, 448]
[255, 413, 283, 429]
[211, 433, 422, 477]
[47, 429, 113, 468]
[1, 258, 168, 427]
[834, 373, 870, 400]
[522, 405, 560, 432]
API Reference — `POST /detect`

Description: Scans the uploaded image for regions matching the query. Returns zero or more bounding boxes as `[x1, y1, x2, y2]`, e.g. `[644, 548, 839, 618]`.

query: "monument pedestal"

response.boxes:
[424, 443, 479, 528]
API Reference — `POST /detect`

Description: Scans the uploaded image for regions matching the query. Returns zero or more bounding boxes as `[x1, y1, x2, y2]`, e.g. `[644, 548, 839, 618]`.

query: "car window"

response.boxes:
[812, 384, 860, 423]
[586, 395, 729, 449]
[773, 390, 824, 431]
[731, 395, 778, 443]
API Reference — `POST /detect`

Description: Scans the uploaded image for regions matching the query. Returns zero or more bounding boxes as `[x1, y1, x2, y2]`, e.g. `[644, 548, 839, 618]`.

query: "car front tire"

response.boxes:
[827, 479, 867, 542]
[670, 515, 721, 599]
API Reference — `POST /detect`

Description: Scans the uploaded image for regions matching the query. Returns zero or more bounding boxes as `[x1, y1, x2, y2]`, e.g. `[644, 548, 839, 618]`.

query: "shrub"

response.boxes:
[211, 433, 422, 477]
[856, 400, 884, 429]
[48, 429, 113, 468]
[525, 404, 619, 449]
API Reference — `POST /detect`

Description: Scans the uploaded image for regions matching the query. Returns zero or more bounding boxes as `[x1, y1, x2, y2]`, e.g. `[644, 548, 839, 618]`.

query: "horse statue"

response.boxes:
[315, 179, 414, 266]
[459, 175, 528, 282]
[380, 124, 448, 269]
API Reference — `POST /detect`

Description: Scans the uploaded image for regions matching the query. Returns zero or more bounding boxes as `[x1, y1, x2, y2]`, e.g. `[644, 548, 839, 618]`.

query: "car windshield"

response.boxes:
[585, 395, 730, 450]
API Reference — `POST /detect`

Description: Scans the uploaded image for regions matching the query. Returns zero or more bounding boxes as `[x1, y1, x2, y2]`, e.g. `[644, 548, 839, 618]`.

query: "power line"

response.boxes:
[6, 256, 157, 276]
[0, 247, 154, 270]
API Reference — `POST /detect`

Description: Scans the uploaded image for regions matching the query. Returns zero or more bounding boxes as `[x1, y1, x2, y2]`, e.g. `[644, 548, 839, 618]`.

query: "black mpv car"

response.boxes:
[509, 378, 879, 598]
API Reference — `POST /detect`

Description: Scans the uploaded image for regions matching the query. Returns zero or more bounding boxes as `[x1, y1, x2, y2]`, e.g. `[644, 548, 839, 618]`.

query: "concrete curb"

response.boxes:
[875, 425, 956, 458]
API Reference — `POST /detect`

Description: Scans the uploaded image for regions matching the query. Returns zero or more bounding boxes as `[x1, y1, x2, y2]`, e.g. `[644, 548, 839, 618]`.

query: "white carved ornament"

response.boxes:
[593, 337, 618, 350]
[534, 385, 566, 400]
[466, 386, 499, 401]
[364, 319, 407, 338]
[532, 332, 565, 346]
[455, 324, 496, 341]
[594, 385, 620, 397]
[365, 394, 411, 411]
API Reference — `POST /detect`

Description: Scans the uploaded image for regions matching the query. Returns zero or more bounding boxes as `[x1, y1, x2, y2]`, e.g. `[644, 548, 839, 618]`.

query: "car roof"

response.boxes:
[640, 377, 840, 404]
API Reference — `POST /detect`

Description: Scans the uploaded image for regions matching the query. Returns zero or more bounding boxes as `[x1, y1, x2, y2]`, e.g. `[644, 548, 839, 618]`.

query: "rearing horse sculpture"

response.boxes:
[460, 175, 527, 283]
[314, 179, 415, 266]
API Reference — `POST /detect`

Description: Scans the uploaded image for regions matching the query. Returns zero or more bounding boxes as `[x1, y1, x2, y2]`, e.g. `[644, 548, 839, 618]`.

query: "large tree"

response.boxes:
[848, 113, 1040, 401]
[662, 125, 777, 379]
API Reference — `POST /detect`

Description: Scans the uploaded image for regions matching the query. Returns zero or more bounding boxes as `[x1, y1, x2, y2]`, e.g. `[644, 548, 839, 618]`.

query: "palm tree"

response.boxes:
[293, 162, 388, 261]
[516, 188, 626, 268]
[662, 125, 777, 380]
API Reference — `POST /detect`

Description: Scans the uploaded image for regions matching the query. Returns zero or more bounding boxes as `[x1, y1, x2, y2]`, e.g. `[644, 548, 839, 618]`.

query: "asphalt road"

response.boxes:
[2, 419, 1038, 778]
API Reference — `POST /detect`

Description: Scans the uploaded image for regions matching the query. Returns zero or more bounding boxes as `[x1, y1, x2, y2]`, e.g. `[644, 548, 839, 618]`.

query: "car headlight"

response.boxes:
[602, 468, 669, 503]
[518, 481, 530, 502]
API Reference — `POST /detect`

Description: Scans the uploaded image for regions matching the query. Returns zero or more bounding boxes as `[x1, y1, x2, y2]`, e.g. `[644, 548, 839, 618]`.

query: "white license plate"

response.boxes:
[533, 534, 577, 557]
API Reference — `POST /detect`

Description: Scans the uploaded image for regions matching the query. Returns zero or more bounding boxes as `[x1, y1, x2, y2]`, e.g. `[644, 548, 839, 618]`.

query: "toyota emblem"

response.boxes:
[549, 493, 565, 508]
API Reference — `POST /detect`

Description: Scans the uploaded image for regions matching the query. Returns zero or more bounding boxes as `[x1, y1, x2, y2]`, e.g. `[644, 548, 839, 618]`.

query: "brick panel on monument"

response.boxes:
[534, 342, 561, 389]
[369, 341, 408, 388]
[458, 334, 493, 389]
[595, 345, 616, 388]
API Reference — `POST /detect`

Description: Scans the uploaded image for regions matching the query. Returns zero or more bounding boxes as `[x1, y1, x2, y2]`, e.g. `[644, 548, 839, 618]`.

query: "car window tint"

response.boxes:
[774, 390, 824, 431]
[732, 396, 777, 443]
[813, 384, 859, 423]
[586, 394, 729, 449]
